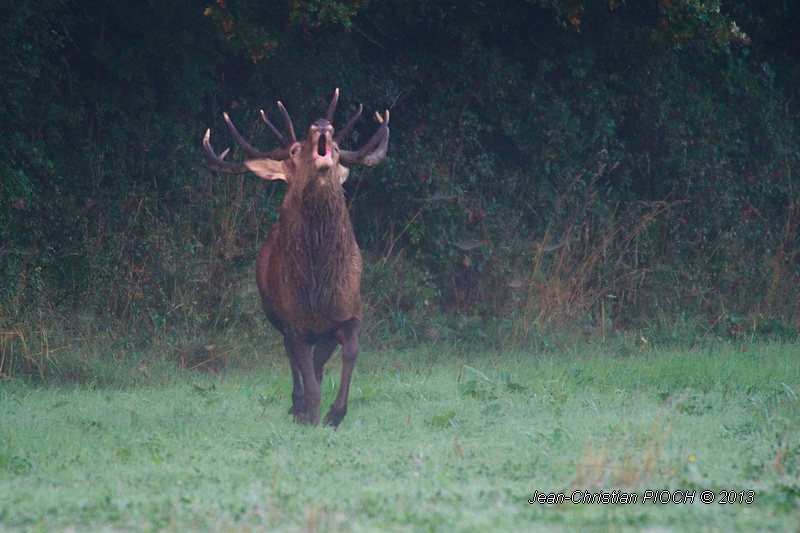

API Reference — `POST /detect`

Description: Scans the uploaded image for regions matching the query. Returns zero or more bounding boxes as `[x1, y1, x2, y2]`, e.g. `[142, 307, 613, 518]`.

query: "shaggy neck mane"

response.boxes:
[283, 179, 355, 315]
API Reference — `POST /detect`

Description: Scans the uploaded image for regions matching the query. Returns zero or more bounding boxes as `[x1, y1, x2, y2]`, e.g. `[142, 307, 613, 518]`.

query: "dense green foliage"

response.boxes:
[1, 0, 799, 376]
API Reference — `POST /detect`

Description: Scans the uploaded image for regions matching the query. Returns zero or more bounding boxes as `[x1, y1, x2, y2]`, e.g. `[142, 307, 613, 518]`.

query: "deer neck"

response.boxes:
[283, 179, 355, 314]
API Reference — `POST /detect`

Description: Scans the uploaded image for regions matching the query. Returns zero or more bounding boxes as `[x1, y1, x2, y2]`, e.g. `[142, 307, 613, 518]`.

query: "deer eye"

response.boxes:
[291, 145, 301, 156]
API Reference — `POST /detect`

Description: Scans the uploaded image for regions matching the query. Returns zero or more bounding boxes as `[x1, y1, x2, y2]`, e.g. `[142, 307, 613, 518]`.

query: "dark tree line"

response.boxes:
[2, 0, 799, 342]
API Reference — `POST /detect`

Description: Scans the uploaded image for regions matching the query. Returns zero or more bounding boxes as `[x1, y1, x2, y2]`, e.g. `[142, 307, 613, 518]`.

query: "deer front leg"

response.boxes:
[324, 318, 361, 427]
[285, 337, 320, 425]
[286, 358, 306, 417]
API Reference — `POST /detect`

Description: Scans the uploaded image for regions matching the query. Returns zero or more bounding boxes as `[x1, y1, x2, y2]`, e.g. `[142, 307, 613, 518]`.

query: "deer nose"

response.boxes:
[312, 120, 334, 136]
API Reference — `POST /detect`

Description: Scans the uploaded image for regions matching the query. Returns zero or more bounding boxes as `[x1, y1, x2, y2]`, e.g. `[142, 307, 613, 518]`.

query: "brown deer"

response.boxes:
[203, 89, 390, 426]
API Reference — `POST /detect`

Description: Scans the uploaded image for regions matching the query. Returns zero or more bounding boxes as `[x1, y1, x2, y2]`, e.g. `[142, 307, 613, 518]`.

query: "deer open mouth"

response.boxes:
[313, 132, 334, 169]
[310, 120, 335, 169]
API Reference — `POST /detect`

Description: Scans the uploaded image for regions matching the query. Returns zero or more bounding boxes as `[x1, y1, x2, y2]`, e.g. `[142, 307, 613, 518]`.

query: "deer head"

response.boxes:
[203, 88, 390, 186]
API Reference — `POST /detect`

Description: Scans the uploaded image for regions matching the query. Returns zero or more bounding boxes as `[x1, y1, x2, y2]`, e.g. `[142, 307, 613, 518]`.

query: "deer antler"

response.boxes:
[224, 113, 289, 160]
[339, 110, 390, 167]
[203, 105, 295, 172]
[325, 88, 340, 123]
[205, 92, 389, 173]
[261, 101, 297, 148]
[202, 129, 249, 173]
[326, 88, 363, 143]
[335, 103, 364, 143]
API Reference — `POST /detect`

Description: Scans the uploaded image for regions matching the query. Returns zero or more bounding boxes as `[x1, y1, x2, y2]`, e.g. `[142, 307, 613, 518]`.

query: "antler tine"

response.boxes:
[260, 109, 288, 147]
[325, 88, 340, 123]
[364, 110, 390, 151]
[203, 129, 249, 173]
[277, 101, 297, 144]
[223, 112, 275, 159]
[339, 110, 390, 167]
[334, 103, 363, 143]
[358, 125, 390, 167]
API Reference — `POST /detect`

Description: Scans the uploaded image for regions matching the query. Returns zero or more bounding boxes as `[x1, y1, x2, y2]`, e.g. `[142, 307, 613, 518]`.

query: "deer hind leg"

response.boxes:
[284, 338, 321, 425]
[323, 318, 362, 427]
[313, 337, 338, 385]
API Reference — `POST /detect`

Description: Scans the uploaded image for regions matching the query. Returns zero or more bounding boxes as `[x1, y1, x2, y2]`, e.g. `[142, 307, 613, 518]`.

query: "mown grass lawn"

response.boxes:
[1, 341, 799, 531]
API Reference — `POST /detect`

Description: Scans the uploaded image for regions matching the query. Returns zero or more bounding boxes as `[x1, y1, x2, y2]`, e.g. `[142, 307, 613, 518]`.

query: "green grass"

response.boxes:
[1, 341, 799, 531]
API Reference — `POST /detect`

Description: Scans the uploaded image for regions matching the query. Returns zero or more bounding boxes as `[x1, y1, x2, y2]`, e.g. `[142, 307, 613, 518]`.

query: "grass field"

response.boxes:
[1, 340, 799, 531]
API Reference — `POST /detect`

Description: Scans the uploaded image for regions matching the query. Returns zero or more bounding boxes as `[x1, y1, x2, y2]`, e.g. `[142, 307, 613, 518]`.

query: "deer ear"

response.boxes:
[337, 164, 350, 185]
[245, 159, 287, 182]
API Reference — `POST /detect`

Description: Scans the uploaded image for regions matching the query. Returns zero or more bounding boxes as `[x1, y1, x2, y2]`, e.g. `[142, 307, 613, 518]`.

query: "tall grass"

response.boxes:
[0, 316, 60, 382]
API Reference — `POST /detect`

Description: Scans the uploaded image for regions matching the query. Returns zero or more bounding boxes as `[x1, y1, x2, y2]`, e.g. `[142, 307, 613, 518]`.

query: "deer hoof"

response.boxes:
[323, 406, 347, 427]
[292, 412, 313, 425]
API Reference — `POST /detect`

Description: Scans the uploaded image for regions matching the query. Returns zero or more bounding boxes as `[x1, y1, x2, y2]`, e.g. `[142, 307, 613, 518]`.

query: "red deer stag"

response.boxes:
[203, 89, 389, 426]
